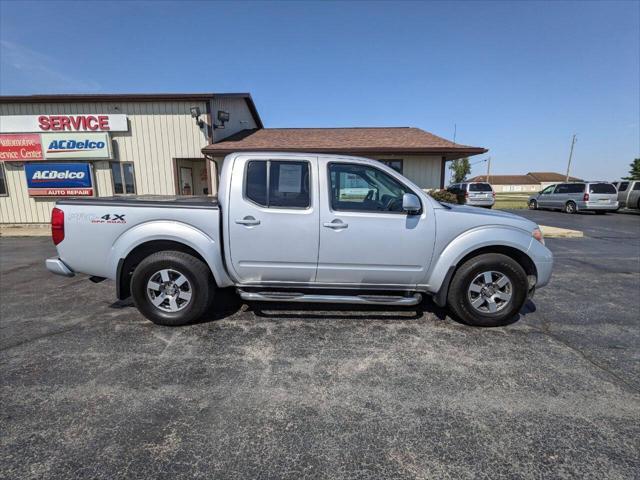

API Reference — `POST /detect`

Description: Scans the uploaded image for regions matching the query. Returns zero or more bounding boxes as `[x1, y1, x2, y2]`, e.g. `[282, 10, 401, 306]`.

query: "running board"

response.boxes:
[237, 289, 422, 306]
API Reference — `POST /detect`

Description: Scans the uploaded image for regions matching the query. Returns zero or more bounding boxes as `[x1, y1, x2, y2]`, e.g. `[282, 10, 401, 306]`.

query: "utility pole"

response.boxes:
[453, 123, 457, 145]
[566, 135, 577, 182]
[486, 156, 492, 183]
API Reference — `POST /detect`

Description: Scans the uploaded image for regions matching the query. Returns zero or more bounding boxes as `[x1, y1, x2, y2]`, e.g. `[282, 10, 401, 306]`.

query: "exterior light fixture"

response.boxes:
[190, 106, 204, 129]
[214, 110, 229, 129]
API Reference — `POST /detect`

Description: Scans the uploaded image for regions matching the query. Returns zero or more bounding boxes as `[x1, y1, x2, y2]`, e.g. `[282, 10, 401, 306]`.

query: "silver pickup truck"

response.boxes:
[46, 152, 553, 327]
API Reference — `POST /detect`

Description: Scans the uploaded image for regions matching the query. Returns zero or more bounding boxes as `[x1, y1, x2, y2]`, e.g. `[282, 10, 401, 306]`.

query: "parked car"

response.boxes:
[46, 152, 552, 328]
[447, 182, 495, 208]
[528, 181, 618, 214]
[612, 180, 640, 210]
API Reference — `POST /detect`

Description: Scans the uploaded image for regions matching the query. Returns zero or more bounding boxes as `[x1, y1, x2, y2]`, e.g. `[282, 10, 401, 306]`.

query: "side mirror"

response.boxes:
[402, 193, 421, 214]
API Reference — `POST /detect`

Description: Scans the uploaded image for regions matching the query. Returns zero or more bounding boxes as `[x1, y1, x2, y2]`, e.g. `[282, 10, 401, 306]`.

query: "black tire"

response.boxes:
[447, 253, 528, 327]
[528, 199, 538, 210]
[131, 250, 215, 326]
[564, 201, 577, 214]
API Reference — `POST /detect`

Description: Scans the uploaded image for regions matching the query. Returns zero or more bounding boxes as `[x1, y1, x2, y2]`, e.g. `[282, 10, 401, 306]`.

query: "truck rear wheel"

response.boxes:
[447, 253, 528, 327]
[131, 251, 214, 326]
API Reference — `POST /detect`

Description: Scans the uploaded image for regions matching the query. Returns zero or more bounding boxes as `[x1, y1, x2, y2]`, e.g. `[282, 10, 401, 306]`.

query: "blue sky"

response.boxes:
[1, 0, 638, 180]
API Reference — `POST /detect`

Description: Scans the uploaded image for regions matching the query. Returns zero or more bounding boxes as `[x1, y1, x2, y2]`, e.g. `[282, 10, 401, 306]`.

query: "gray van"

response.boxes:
[528, 182, 618, 214]
[447, 182, 495, 208]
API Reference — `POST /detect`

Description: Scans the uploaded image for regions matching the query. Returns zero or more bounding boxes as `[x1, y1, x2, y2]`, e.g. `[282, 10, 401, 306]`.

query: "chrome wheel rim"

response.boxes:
[467, 271, 513, 314]
[566, 203, 575, 213]
[529, 200, 537, 209]
[146, 269, 192, 312]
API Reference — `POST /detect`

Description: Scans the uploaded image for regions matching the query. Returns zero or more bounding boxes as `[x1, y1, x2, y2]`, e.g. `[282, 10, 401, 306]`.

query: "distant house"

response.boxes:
[467, 172, 583, 193]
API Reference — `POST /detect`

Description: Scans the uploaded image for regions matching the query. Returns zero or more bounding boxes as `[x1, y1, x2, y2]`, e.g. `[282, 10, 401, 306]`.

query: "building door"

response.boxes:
[316, 159, 435, 286]
[175, 158, 210, 196]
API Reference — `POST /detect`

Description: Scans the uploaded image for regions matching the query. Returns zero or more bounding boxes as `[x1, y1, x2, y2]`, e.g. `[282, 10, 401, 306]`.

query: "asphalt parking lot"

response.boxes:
[1, 210, 639, 479]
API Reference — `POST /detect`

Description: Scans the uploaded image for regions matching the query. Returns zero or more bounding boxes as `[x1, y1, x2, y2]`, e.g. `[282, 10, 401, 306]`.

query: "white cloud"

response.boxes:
[0, 40, 101, 93]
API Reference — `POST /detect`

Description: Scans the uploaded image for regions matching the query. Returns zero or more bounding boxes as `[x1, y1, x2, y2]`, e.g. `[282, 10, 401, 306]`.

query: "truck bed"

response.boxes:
[57, 195, 219, 209]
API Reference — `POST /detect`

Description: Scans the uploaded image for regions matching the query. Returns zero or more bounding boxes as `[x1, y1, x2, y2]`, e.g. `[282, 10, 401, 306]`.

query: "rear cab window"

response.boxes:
[589, 183, 616, 194]
[245, 160, 311, 208]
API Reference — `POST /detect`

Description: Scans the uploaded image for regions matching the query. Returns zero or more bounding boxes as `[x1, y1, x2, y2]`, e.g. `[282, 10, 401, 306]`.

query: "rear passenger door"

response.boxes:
[227, 155, 320, 284]
[551, 184, 569, 209]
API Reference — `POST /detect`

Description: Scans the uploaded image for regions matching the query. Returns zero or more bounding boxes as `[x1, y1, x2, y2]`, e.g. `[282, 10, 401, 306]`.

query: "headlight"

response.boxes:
[532, 227, 545, 245]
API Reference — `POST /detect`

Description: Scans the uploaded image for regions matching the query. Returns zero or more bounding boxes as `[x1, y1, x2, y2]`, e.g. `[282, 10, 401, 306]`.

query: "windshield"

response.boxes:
[589, 183, 616, 194]
[469, 183, 493, 192]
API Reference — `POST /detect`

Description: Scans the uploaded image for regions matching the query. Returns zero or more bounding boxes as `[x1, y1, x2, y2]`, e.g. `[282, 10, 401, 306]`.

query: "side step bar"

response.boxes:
[237, 289, 422, 306]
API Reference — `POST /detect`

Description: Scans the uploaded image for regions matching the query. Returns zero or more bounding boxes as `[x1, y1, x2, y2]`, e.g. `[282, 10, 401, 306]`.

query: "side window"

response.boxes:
[568, 184, 585, 194]
[244, 160, 310, 208]
[618, 182, 629, 192]
[554, 184, 569, 194]
[380, 159, 403, 174]
[633, 182, 640, 191]
[328, 163, 414, 213]
[0, 163, 7, 196]
[111, 162, 136, 195]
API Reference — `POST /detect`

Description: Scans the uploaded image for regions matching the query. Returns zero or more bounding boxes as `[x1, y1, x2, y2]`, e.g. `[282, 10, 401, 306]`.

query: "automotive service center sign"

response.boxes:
[25, 163, 94, 197]
[0, 134, 44, 161]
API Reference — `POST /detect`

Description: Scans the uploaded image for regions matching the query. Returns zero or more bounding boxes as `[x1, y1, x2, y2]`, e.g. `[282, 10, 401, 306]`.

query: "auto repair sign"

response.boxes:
[25, 163, 94, 197]
[0, 134, 44, 161]
[42, 132, 112, 159]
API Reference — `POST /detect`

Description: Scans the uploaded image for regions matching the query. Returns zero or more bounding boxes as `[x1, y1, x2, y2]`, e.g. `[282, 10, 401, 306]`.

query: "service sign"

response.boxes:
[0, 134, 43, 161]
[41, 132, 112, 160]
[25, 163, 93, 197]
[0, 114, 128, 133]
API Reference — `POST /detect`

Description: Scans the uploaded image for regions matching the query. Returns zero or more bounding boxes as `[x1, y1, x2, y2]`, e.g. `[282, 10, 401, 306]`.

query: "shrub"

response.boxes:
[426, 189, 458, 204]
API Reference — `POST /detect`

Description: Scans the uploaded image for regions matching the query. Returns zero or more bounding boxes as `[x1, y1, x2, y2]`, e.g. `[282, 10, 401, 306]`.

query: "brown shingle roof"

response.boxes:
[468, 172, 583, 185]
[527, 172, 582, 182]
[203, 127, 486, 158]
[468, 174, 539, 185]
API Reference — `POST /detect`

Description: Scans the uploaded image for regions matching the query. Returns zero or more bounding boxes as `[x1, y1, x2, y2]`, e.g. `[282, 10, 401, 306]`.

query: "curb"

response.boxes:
[540, 225, 583, 238]
[0, 224, 50, 237]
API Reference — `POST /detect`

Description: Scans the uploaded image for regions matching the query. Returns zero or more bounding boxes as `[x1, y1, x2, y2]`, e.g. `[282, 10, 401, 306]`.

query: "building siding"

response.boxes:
[0, 100, 210, 223]
[372, 155, 442, 189]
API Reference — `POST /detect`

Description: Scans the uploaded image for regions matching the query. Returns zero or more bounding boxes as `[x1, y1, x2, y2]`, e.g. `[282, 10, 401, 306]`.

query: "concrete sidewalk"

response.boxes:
[540, 224, 584, 238]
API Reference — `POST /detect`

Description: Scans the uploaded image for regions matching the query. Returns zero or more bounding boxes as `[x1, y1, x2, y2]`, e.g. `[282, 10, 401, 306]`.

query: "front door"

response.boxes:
[227, 155, 320, 283]
[537, 184, 556, 208]
[316, 160, 435, 286]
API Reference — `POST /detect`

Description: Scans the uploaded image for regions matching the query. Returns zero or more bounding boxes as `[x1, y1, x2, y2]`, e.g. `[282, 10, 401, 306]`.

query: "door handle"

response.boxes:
[323, 220, 348, 229]
[235, 216, 261, 226]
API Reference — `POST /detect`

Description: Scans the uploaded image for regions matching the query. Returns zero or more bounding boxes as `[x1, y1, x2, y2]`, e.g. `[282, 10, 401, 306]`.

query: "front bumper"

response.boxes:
[528, 239, 554, 288]
[46, 257, 75, 277]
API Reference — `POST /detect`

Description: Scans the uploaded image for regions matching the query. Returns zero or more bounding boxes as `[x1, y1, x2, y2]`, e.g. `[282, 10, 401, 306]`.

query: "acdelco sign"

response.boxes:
[0, 114, 128, 133]
[42, 132, 112, 159]
[25, 163, 93, 197]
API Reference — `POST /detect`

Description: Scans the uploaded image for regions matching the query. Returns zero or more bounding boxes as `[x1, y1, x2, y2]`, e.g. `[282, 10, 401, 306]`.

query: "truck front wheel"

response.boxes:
[447, 253, 528, 327]
[131, 251, 214, 326]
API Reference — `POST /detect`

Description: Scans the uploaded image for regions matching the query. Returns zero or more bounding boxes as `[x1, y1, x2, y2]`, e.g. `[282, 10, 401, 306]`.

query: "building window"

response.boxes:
[244, 160, 310, 208]
[379, 159, 403, 174]
[110, 162, 136, 195]
[0, 163, 7, 196]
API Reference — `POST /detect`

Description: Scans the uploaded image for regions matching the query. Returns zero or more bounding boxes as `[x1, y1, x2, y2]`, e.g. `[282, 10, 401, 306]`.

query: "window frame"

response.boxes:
[327, 161, 421, 215]
[110, 161, 137, 195]
[242, 159, 312, 210]
[0, 163, 8, 197]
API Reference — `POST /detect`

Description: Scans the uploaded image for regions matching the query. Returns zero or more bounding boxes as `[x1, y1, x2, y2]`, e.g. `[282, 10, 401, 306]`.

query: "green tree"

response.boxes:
[623, 158, 640, 180]
[449, 157, 471, 183]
